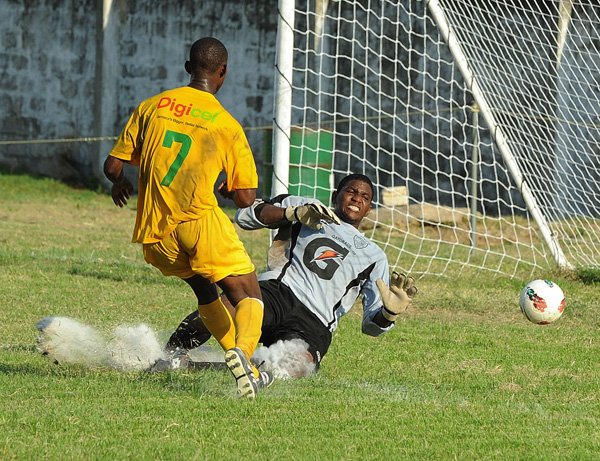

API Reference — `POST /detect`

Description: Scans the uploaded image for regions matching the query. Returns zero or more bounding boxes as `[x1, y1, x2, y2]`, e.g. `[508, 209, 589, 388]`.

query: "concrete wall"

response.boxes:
[0, 0, 278, 189]
[1, 0, 99, 183]
[1, 0, 598, 219]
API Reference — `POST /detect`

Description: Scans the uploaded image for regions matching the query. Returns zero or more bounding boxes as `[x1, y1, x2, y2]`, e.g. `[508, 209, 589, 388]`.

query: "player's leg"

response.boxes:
[185, 209, 267, 397]
[175, 212, 243, 357]
[217, 272, 263, 361]
[165, 286, 274, 388]
[184, 274, 237, 352]
[143, 230, 225, 346]
[141, 227, 235, 368]
[216, 272, 271, 391]
[183, 272, 266, 383]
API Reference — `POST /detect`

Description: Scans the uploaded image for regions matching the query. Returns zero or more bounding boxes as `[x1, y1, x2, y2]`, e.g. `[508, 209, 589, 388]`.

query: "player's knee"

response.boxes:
[184, 275, 219, 304]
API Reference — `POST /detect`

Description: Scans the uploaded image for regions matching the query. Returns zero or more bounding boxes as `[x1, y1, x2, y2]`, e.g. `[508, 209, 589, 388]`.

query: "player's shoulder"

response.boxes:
[214, 108, 242, 131]
[370, 239, 387, 259]
[147, 86, 184, 102]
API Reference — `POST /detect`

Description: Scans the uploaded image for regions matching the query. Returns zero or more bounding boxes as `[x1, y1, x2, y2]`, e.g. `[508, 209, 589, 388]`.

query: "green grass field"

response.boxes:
[1, 174, 598, 460]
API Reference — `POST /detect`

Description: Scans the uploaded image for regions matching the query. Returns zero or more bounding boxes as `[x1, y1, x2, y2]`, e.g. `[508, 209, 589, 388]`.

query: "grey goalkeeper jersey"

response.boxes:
[235, 195, 393, 337]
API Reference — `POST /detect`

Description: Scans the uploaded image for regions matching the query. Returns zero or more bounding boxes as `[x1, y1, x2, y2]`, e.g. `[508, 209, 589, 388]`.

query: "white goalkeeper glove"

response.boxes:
[375, 272, 418, 322]
[284, 203, 341, 230]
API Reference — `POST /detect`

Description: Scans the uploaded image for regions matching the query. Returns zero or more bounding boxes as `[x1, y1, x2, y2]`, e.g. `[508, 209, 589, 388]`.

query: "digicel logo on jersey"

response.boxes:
[157, 97, 219, 122]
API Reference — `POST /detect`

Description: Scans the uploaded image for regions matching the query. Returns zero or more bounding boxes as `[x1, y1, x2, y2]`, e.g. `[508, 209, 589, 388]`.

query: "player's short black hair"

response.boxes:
[335, 173, 375, 199]
[189, 37, 228, 73]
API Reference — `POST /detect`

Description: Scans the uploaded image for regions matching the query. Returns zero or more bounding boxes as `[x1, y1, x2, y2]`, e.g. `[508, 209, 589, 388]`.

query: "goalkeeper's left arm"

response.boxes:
[362, 271, 418, 336]
[375, 272, 418, 323]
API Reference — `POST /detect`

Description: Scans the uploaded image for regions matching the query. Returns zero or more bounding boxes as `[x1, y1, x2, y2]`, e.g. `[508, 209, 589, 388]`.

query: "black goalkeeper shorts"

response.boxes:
[259, 279, 332, 366]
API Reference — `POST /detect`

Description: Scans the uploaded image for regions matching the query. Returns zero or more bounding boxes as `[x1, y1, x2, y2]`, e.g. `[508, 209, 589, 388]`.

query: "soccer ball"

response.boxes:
[519, 279, 565, 325]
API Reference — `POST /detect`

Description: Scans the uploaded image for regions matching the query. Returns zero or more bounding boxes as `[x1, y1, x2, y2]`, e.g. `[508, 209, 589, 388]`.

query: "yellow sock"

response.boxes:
[197, 298, 235, 352]
[234, 297, 264, 376]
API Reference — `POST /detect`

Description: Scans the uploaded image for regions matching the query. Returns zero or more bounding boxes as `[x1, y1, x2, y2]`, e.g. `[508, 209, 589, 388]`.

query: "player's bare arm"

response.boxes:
[217, 180, 256, 208]
[103, 155, 134, 208]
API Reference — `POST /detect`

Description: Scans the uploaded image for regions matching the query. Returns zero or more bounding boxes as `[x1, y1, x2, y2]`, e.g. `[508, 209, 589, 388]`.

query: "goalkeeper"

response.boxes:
[157, 173, 418, 375]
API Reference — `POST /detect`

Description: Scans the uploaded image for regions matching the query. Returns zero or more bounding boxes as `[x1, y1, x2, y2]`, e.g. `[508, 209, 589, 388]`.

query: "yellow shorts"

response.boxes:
[142, 207, 255, 283]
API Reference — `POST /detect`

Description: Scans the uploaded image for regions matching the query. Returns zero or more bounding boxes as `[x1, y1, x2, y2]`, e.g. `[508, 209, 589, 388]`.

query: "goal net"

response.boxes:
[271, 0, 600, 278]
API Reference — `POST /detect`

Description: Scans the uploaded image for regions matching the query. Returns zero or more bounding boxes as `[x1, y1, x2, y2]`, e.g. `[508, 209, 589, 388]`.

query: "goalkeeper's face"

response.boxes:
[332, 179, 372, 227]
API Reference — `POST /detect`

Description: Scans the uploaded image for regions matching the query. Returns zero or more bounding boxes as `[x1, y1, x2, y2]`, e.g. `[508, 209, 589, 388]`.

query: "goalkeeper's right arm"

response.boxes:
[236, 195, 340, 230]
[282, 202, 340, 229]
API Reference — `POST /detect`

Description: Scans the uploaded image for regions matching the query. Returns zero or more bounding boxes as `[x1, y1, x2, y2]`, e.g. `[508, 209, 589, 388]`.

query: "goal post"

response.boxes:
[271, 0, 295, 198]
[272, 0, 600, 278]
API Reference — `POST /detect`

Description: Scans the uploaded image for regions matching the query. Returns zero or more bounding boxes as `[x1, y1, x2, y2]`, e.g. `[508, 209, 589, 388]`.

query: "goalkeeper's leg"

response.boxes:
[166, 310, 212, 352]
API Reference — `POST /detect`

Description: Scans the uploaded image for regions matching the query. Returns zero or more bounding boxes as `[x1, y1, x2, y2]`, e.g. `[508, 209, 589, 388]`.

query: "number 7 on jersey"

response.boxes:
[160, 130, 192, 186]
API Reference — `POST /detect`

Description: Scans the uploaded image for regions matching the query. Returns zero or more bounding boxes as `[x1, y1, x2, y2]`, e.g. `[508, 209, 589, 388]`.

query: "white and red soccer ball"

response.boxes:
[519, 279, 565, 325]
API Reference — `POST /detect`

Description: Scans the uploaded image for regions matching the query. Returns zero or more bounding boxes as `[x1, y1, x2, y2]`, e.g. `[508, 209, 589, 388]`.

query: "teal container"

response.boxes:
[289, 128, 334, 204]
[262, 128, 334, 204]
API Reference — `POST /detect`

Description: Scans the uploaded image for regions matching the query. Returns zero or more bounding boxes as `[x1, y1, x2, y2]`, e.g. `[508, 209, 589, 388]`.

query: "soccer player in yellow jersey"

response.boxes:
[103, 37, 269, 398]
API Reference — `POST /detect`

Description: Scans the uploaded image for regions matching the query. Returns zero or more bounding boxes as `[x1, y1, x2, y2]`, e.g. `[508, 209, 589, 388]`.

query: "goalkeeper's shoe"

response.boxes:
[257, 370, 274, 389]
[225, 348, 258, 399]
[147, 349, 190, 373]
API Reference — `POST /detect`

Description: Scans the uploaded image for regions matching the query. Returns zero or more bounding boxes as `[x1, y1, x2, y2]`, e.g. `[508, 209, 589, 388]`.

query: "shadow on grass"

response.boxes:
[67, 262, 179, 286]
[0, 362, 51, 376]
[575, 267, 600, 285]
[1, 344, 37, 352]
[0, 359, 98, 379]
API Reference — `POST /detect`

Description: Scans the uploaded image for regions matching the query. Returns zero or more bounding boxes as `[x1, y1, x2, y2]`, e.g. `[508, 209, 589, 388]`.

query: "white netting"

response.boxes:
[273, 0, 600, 278]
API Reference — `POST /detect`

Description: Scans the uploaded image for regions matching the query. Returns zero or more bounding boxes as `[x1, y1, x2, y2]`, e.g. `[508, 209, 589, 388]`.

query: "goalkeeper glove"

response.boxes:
[284, 203, 341, 230]
[375, 272, 418, 322]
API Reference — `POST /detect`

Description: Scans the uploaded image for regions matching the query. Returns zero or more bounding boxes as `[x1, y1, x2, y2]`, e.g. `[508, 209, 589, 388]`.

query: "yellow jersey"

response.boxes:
[109, 86, 258, 244]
